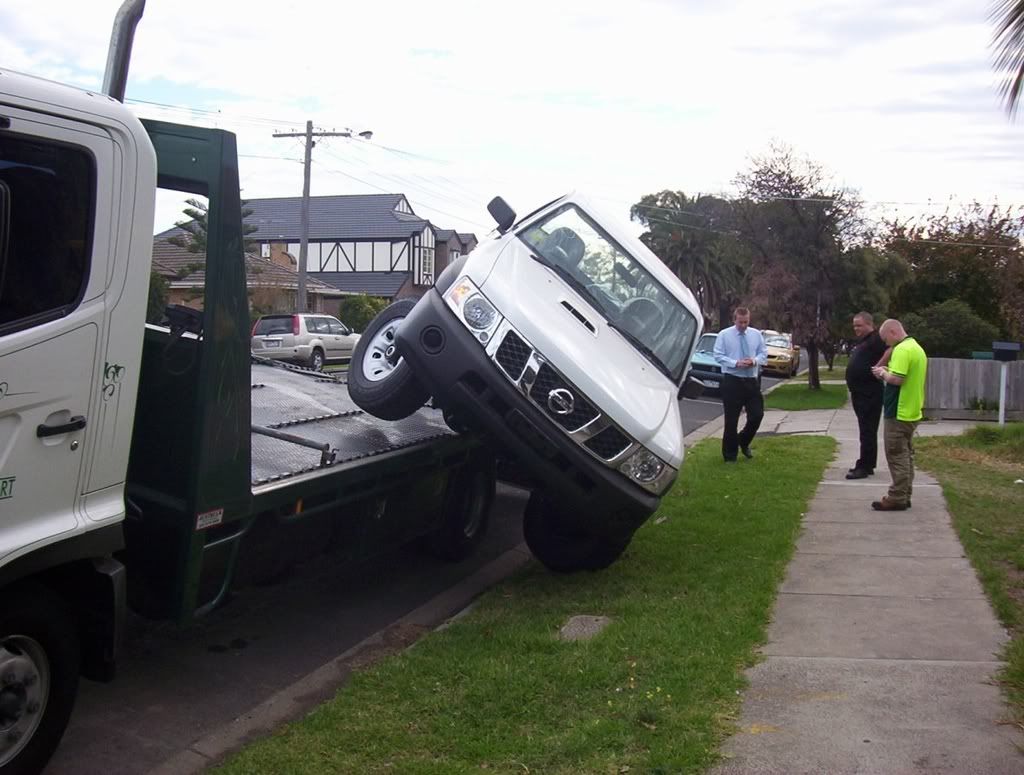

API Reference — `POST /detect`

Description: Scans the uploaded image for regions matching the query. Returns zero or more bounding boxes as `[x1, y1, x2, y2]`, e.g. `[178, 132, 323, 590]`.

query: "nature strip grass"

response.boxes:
[917, 423, 1024, 727]
[764, 382, 848, 411]
[216, 435, 835, 775]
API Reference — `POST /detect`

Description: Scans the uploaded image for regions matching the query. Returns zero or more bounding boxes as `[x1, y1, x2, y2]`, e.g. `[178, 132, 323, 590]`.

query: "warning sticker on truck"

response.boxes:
[196, 508, 224, 530]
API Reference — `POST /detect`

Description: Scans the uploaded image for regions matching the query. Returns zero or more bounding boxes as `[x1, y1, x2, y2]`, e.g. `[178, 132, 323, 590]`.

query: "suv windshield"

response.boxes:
[519, 204, 698, 382]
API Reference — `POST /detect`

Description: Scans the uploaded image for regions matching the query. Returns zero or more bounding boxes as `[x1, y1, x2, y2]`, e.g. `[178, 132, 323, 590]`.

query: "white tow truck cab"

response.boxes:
[350, 192, 704, 572]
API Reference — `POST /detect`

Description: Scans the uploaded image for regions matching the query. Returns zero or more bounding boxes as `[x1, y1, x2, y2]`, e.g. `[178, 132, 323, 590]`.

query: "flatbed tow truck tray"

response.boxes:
[250, 361, 453, 487]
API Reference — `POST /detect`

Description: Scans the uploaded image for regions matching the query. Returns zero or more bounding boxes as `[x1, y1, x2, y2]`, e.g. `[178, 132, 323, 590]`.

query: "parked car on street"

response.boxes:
[251, 313, 360, 370]
[689, 332, 722, 393]
[762, 330, 800, 377]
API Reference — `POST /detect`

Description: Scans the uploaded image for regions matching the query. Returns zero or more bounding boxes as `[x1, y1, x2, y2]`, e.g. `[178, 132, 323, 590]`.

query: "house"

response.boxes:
[241, 194, 476, 301]
[151, 233, 342, 313]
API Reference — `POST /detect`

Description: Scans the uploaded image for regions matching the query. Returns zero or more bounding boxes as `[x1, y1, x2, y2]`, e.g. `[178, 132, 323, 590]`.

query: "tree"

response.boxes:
[902, 300, 1000, 358]
[630, 190, 750, 328]
[167, 197, 258, 255]
[882, 202, 1024, 338]
[146, 271, 169, 323]
[732, 143, 866, 389]
[991, 0, 1024, 116]
[339, 294, 390, 333]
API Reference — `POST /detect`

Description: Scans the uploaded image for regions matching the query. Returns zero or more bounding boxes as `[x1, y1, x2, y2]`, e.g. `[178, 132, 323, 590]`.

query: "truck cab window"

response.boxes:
[0, 134, 94, 334]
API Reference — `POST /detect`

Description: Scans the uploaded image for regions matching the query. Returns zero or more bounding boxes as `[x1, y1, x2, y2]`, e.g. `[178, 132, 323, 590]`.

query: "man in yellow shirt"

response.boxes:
[870, 319, 928, 511]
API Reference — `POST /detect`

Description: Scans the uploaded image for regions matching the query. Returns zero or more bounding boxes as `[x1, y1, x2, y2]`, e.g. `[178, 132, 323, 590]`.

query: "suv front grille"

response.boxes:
[495, 330, 532, 380]
[584, 426, 631, 460]
[528, 362, 599, 432]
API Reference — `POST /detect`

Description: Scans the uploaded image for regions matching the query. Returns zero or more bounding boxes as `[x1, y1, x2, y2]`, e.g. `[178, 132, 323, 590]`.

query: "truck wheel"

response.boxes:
[348, 299, 430, 420]
[0, 584, 80, 775]
[522, 491, 632, 573]
[426, 457, 496, 561]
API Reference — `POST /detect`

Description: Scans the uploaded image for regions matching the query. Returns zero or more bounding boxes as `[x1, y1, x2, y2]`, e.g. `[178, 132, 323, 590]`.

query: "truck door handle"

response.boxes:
[37, 415, 87, 437]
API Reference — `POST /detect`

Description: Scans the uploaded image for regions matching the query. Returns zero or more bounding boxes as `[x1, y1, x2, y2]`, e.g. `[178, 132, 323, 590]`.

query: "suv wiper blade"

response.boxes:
[607, 321, 674, 381]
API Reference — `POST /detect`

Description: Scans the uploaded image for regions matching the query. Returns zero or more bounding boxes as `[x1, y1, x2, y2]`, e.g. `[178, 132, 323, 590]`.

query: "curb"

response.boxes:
[148, 544, 532, 774]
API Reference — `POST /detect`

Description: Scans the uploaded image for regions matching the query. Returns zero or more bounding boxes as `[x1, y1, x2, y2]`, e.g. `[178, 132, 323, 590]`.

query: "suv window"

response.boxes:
[306, 317, 329, 335]
[0, 133, 95, 335]
[253, 316, 293, 335]
[327, 319, 347, 335]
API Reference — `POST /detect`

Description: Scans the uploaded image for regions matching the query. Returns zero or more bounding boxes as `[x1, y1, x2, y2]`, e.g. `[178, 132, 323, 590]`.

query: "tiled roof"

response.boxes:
[311, 271, 410, 298]
[435, 229, 457, 241]
[242, 194, 429, 241]
[457, 232, 478, 248]
[151, 236, 337, 293]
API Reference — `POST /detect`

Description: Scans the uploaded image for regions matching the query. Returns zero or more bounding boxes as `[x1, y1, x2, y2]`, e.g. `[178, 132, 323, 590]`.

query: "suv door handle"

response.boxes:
[37, 415, 87, 438]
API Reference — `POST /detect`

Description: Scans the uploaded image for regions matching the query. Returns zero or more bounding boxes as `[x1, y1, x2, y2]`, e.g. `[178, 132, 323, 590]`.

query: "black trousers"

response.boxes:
[850, 389, 883, 472]
[721, 375, 764, 461]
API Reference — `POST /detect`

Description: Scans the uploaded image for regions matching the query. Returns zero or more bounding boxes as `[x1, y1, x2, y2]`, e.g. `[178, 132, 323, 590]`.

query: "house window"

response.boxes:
[0, 134, 94, 335]
[420, 247, 434, 285]
[261, 243, 270, 258]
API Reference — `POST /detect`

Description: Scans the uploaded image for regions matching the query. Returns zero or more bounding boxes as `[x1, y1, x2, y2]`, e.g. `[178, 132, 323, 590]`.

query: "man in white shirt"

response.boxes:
[713, 307, 768, 463]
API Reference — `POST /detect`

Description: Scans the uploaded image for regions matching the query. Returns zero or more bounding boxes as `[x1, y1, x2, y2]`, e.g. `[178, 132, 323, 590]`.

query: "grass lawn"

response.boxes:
[786, 355, 849, 383]
[764, 383, 848, 411]
[216, 435, 836, 775]
[917, 423, 1024, 725]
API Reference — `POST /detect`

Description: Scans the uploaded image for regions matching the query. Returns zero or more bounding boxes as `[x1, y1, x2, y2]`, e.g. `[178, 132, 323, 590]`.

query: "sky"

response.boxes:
[2, 0, 1022, 239]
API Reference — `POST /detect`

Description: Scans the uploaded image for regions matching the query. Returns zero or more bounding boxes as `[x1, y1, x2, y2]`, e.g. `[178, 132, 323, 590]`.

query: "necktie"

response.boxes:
[739, 331, 749, 359]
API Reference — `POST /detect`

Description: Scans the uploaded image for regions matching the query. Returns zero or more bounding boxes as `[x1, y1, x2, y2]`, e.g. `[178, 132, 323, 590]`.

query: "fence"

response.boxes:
[925, 357, 1024, 415]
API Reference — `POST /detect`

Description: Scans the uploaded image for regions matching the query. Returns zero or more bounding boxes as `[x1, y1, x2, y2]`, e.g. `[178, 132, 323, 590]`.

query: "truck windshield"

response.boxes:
[519, 204, 698, 382]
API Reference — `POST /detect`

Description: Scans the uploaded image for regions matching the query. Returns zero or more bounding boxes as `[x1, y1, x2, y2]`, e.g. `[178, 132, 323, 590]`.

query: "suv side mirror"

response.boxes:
[487, 196, 516, 234]
[678, 374, 706, 400]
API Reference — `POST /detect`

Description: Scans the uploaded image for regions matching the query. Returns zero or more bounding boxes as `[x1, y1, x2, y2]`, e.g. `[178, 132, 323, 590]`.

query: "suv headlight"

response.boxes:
[444, 276, 504, 343]
[620, 448, 677, 495]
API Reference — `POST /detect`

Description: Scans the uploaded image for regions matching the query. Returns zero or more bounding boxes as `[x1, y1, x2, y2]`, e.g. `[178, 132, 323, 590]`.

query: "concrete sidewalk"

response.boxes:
[703, 407, 1024, 774]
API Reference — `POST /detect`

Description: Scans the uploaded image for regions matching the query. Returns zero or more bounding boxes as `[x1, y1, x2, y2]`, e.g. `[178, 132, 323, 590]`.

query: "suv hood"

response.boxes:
[477, 245, 681, 464]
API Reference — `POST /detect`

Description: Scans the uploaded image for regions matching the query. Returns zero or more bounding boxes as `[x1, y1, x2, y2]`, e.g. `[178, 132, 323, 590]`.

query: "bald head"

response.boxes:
[879, 319, 907, 345]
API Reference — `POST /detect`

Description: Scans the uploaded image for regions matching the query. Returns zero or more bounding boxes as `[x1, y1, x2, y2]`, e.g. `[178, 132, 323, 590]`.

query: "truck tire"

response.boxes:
[348, 299, 430, 420]
[426, 457, 496, 561]
[522, 490, 632, 573]
[0, 584, 80, 775]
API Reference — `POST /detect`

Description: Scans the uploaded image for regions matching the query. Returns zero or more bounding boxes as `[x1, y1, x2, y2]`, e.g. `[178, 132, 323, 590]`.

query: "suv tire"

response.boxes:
[523, 490, 632, 573]
[348, 299, 430, 420]
[309, 348, 325, 371]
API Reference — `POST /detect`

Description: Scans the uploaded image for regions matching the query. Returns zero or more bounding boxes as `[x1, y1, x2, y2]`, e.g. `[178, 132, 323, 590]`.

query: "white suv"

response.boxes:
[251, 313, 360, 370]
[348, 193, 704, 572]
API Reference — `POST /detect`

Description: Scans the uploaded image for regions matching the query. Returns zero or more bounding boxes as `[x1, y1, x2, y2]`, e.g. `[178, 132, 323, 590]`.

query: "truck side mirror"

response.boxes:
[487, 197, 516, 234]
[678, 374, 706, 400]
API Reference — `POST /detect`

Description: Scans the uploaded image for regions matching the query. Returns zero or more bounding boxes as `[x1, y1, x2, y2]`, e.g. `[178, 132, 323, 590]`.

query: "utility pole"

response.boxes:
[273, 122, 365, 312]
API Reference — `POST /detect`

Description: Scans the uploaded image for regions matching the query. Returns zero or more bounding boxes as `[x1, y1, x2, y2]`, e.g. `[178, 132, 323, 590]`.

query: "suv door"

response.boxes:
[327, 317, 357, 361]
[0, 111, 115, 559]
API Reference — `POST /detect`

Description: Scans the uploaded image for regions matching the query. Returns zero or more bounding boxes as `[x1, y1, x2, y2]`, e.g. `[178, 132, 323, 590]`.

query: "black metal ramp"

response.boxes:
[250, 362, 452, 486]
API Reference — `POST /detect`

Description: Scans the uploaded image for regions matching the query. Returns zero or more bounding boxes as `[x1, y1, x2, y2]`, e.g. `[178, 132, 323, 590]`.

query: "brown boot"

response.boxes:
[871, 496, 908, 511]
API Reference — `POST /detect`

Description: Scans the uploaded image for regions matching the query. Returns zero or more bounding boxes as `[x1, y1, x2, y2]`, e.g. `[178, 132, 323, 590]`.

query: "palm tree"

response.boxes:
[991, 0, 1024, 116]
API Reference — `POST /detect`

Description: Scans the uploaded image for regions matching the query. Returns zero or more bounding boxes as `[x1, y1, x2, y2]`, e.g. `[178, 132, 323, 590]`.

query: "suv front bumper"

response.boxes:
[396, 289, 661, 540]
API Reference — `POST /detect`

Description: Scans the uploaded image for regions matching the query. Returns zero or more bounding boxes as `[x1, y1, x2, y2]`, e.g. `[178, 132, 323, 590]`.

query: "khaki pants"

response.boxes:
[884, 418, 918, 505]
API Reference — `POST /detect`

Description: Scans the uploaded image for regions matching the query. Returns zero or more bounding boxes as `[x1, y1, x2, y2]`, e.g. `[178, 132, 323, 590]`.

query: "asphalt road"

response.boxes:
[45, 357, 801, 774]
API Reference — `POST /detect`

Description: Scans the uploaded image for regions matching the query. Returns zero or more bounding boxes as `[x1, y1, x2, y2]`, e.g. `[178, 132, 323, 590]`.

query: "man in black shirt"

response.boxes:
[844, 312, 889, 479]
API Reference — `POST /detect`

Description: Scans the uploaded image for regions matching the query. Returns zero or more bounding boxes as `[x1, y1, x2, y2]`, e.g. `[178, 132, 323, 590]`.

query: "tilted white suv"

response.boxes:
[348, 192, 704, 572]
[251, 313, 360, 370]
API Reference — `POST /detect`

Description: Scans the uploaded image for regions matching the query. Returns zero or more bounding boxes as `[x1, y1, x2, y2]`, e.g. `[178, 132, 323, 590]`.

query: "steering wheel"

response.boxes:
[585, 283, 620, 311]
[621, 297, 664, 339]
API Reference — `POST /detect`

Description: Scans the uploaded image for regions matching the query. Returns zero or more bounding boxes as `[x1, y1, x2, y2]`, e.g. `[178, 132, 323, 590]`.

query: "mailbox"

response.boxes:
[992, 341, 1022, 362]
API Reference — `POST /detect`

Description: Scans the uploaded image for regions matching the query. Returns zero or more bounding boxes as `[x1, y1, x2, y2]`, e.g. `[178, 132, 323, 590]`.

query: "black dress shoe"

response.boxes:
[740, 445, 753, 459]
[723, 458, 737, 464]
[845, 469, 870, 480]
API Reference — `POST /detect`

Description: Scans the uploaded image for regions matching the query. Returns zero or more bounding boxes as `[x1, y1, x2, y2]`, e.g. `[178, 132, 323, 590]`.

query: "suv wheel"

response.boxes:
[347, 299, 430, 420]
[522, 490, 632, 573]
[309, 348, 325, 371]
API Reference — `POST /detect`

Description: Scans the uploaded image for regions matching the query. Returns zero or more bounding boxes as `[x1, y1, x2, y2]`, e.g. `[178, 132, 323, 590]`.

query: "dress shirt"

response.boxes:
[713, 325, 768, 378]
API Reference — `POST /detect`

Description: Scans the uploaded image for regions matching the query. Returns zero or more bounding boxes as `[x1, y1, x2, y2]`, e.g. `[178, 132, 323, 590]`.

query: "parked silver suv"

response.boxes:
[251, 313, 360, 370]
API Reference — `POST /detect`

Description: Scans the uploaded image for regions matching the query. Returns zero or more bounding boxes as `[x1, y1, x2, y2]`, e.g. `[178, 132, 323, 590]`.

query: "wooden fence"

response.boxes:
[925, 358, 1024, 412]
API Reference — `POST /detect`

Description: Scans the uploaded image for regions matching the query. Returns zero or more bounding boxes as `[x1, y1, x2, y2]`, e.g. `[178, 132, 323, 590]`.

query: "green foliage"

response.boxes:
[901, 299, 1000, 358]
[338, 294, 390, 333]
[146, 270, 169, 323]
[167, 197, 259, 255]
[215, 435, 836, 775]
